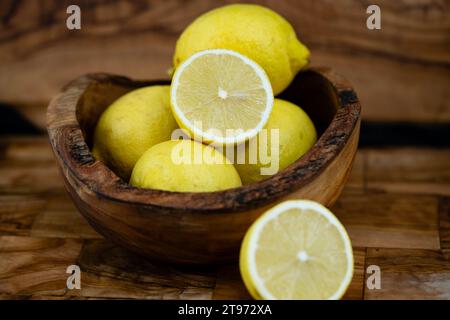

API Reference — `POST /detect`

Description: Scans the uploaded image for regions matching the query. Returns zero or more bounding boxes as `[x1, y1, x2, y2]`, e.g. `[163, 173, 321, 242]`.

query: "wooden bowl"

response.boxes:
[47, 68, 361, 265]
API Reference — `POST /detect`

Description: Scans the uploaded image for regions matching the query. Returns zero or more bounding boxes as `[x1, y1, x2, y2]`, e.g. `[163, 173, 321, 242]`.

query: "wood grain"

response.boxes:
[0, 194, 45, 236]
[0, 138, 449, 298]
[0, 172, 99, 238]
[364, 248, 450, 299]
[0, 236, 83, 297]
[366, 148, 450, 196]
[0, 136, 54, 162]
[0, 136, 63, 192]
[342, 248, 366, 300]
[30, 193, 101, 239]
[71, 240, 215, 299]
[0, 138, 447, 293]
[333, 191, 440, 249]
[0, 0, 449, 127]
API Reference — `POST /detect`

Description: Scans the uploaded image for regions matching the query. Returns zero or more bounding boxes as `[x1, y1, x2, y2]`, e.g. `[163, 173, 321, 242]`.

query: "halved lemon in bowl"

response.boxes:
[170, 49, 274, 145]
[240, 200, 354, 300]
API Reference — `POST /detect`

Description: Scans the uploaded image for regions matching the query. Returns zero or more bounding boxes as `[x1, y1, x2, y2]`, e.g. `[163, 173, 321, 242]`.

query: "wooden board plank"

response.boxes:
[30, 193, 101, 239]
[366, 148, 450, 196]
[0, 136, 63, 193]
[0, 0, 449, 127]
[72, 240, 215, 299]
[0, 194, 45, 236]
[0, 191, 100, 239]
[333, 191, 440, 249]
[0, 236, 83, 297]
[364, 248, 450, 299]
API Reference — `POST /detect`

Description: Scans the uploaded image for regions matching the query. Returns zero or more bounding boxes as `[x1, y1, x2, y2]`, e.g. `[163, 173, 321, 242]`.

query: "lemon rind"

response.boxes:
[244, 199, 354, 300]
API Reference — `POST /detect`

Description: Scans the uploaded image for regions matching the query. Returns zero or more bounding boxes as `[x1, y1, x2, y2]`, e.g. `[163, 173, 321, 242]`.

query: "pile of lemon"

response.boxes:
[92, 4, 353, 300]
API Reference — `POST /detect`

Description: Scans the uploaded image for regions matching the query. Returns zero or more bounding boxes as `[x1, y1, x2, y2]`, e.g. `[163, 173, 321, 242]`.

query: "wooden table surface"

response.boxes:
[0, 135, 448, 300]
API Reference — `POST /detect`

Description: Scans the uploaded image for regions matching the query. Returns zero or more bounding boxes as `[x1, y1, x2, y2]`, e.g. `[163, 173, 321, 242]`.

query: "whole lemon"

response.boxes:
[173, 4, 310, 95]
[235, 99, 317, 184]
[130, 140, 242, 192]
[92, 86, 178, 180]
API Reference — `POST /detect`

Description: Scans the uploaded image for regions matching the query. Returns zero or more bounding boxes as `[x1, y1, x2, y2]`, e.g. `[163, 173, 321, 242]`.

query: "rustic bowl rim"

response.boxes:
[47, 67, 361, 213]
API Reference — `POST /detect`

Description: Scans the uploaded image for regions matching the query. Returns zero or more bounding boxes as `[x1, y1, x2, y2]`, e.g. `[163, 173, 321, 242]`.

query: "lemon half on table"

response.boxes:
[170, 49, 274, 145]
[240, 200, 353, 300]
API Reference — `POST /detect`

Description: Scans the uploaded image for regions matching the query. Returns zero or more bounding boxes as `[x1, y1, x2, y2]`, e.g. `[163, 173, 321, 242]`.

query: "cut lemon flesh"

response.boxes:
[240, 200, 353, 300]
[170, 49, 274, 145]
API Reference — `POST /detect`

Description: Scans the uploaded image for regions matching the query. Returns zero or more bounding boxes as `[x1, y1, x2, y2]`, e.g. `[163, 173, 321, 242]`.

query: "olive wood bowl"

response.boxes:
[47, 68, 361, 265]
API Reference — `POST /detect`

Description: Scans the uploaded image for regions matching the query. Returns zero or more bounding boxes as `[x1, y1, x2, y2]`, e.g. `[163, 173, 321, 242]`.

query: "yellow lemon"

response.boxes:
[240, 200, 354, 300]
[171, 49, 274, 145]
[130, 140, 242, 192]
[92, 86, 178, 180]
[173, 4, 310, 94]
[234, 99, 317, 184]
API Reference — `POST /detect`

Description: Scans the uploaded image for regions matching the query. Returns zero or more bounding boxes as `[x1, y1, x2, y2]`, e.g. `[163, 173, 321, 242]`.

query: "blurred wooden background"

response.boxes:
[0, 0, 449, 129]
